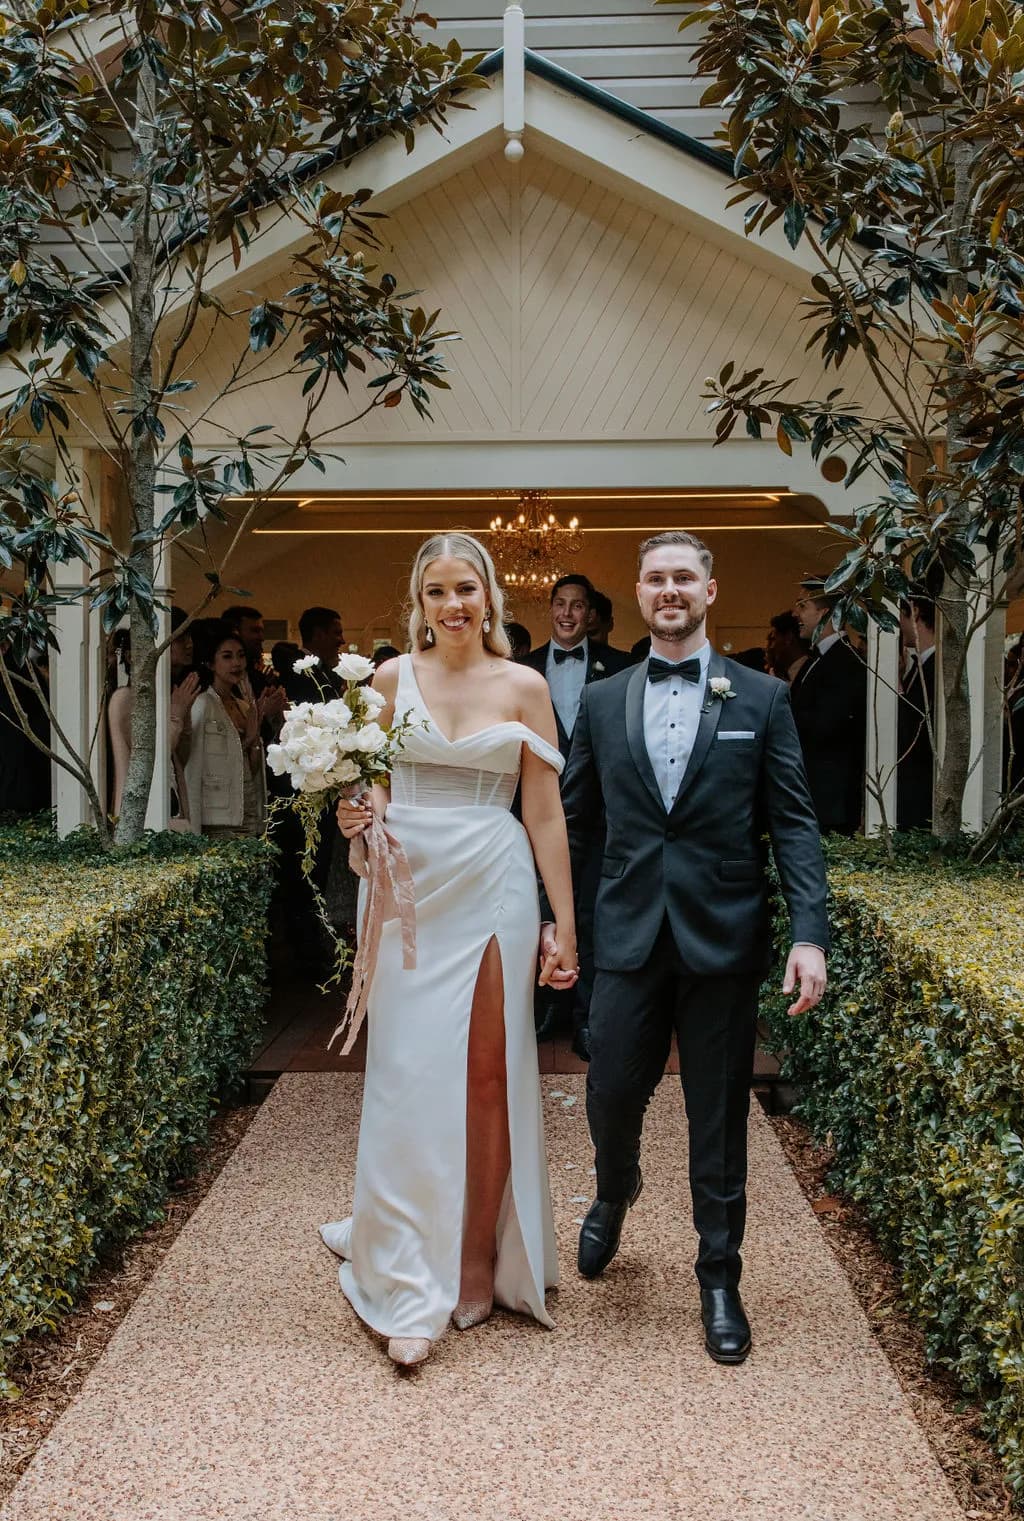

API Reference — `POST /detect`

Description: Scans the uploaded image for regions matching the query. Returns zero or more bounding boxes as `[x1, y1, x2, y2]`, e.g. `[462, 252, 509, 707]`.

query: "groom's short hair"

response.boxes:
[637, 531, 713, 578]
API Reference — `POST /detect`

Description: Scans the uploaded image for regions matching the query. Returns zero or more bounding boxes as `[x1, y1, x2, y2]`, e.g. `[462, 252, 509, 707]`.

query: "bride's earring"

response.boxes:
[425, 624, 435, 646]
[483, 612, 491, 634]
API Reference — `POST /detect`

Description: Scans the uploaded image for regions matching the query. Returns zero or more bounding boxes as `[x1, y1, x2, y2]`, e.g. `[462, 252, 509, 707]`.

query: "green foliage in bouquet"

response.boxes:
[761, 837, 1024, 1493]
[0, 823, 273, 1398]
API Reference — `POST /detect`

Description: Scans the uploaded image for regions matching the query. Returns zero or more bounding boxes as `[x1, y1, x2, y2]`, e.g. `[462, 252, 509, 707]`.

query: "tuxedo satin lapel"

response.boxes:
[670, 650, 727, 812]
[625, 661, 665, 812]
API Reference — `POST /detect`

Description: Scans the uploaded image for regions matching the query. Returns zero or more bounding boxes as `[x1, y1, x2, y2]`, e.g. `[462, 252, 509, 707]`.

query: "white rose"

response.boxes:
[299, 770, 328, 792]
[334, 652, 375, 683]
[293, 654, 320, 674]
[328, 757, 362, 786]
[360, 686, 387, 713]
[353, 722, 387, 754]
[319, 699, 353, 727]
[266, 744, 289, 776]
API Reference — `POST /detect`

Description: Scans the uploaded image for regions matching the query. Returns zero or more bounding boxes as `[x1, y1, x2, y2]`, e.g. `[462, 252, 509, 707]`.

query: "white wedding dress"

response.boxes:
[320, 654, 563, 1341]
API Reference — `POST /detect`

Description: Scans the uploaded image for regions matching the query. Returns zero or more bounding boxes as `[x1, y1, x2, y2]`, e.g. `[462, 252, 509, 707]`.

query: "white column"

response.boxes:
[960, 599, 1007, 832]
[864, 620, 900, 835]
[503, 4, 525, 161]
[51, 448, 105, 836]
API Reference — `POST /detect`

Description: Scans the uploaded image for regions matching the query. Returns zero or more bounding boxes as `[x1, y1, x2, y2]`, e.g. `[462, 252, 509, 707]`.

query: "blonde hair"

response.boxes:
[407, 533, 512, 658]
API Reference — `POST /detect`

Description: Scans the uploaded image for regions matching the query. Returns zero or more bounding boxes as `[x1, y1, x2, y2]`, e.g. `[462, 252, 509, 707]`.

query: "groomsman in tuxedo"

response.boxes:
[523, 575, 632, 757]
[545, 531, 828, 1363]
[525, 575, 631, 1053]
[790, 577, 868, 835]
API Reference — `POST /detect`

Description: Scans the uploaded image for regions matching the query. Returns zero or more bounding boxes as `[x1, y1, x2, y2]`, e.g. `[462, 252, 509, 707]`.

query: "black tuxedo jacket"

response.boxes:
[789, 637, 867, 835]
[896, 651, 935, 830]
[524, 640, 634, 758]
[560, 651, 828, 976]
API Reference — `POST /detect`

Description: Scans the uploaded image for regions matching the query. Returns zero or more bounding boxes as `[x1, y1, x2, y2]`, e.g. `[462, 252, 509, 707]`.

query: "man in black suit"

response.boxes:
[524, 575, 632, 1052]
[545, 531, 828, 1363]
[896, 595, 936, 830]
[284, 606, 346, 703]
[790, 578, 868, 834]
[277, 605, 346, 973]
[522, 574, 632, 756]
[588, 589, 640, 669]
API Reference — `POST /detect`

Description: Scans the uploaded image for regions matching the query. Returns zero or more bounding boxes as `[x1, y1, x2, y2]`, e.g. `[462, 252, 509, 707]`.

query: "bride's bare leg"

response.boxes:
[458, 936, 509, 1324]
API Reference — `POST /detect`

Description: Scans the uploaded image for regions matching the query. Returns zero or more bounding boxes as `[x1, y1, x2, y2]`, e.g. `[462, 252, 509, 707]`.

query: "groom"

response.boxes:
[544, 531, 828, 1364]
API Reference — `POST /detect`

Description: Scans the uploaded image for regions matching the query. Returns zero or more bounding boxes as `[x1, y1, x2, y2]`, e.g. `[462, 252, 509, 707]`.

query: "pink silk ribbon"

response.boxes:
[328, 807, 417, 1056]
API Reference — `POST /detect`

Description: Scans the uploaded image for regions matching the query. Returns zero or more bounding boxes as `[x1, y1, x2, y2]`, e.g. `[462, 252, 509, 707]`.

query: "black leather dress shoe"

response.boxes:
[577, 1168, 643, 1279]
[570, 1023, 591, 1062]
[700, 1287, 751, 1364]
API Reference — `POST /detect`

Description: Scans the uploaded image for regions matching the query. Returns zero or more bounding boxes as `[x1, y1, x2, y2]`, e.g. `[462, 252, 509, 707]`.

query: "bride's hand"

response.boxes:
[336, 795, 374, 839]
[538, 921, 578, 989]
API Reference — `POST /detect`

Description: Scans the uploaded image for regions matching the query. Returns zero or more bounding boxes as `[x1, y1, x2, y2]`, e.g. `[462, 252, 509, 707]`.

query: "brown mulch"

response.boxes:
[0, 1102, 259, 1505]
[771, 1113, 1016, 1519]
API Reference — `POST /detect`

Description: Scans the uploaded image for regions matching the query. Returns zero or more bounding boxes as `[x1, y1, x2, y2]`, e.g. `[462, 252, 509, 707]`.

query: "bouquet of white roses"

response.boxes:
[267, 651, 401, 799]
[266, 651, 418, 982]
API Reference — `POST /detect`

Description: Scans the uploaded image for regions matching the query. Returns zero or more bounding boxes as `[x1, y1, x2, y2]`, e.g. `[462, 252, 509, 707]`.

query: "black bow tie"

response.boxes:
[647, 655, 702, 685]
[553, 645, 585, 664]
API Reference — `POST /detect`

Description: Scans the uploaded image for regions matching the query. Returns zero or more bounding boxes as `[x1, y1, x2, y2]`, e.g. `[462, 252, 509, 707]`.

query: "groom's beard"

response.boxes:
[646, 598, 706, 644]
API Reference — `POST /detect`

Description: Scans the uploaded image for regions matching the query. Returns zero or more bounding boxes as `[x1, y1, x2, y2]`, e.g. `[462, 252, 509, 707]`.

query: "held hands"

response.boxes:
[337, 794, 374, 839]
[783, 944, 827, 1017]
[538, 920, 579, 990]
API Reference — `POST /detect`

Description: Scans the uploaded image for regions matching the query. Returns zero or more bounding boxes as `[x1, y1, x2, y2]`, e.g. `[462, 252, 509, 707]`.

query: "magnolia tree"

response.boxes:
[0, 0, 482, 844]
[678, 0, 1024, 846]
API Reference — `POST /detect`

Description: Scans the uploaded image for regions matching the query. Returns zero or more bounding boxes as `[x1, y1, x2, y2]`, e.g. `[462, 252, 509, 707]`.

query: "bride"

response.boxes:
[322, 532, 578, 1367]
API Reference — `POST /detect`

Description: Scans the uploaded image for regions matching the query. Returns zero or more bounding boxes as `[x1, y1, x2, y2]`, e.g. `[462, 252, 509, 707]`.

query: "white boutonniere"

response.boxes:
[592, 660, 605, 675]
[709, 676, 737, 701]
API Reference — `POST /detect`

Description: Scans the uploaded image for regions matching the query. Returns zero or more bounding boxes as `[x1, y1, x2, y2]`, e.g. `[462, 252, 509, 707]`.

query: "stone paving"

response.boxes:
[3, 1074, 965, 1521]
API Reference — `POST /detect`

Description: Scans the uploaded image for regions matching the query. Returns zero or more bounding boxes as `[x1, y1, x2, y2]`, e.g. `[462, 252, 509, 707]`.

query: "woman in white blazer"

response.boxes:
[185, 621, 269, 837]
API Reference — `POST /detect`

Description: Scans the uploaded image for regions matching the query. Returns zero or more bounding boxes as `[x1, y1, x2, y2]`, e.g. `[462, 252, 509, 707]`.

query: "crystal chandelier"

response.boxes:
[487, 490, 584, 602]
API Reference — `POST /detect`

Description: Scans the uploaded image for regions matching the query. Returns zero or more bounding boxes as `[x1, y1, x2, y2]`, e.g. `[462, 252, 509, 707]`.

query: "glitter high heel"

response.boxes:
[387, 1337, 431, 1367]
[452, 1297, 494, 1331]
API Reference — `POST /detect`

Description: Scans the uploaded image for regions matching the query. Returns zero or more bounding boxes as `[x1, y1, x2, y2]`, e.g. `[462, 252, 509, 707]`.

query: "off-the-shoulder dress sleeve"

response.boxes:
[521, 728, 564, 775]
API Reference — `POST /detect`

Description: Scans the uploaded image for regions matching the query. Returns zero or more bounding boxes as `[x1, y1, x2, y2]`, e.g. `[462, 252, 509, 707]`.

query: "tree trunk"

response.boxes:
[114, 56, 160, 845]
[932, 139, 974, 842]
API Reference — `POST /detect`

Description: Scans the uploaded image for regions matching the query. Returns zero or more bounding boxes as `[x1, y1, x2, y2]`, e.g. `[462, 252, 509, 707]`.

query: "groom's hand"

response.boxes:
[783, 945, 827, 1017]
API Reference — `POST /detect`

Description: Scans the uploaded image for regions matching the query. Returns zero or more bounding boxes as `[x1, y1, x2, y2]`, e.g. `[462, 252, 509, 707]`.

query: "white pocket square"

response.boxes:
[718, 731, 756, 740]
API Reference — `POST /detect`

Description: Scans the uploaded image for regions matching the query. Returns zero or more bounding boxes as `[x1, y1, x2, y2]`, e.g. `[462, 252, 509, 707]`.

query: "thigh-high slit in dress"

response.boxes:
[320, 654, 563, 1341]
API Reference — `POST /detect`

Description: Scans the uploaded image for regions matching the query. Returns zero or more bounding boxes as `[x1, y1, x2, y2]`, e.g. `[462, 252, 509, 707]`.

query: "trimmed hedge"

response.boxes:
[763, 839, 1024, 1495]
[0, 822, 273, 1396]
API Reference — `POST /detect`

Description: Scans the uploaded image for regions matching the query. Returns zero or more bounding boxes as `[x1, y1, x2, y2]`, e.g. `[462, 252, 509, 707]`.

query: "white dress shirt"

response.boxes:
[546, 636, 589, 737]
[643, 642, 711, 810]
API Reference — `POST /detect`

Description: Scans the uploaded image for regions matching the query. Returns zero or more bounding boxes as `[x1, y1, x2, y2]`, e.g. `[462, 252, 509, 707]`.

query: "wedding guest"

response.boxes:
[185, 620, 271, 838]
[790, 576, 867, 834]
[372, 643, 401, 668]
[524, 576, 630, 1055]
[504, 622, 532, 663]
[588, 590, 640, 666]
[285, 606, 345, 701]
[896, 595, 936, 831]
[765, 611, 810, 683]
[523, 576, 631, 756]
[270, 640, 301, 683]
[732, 647, 767, 671]
[223, 604, 268, 697]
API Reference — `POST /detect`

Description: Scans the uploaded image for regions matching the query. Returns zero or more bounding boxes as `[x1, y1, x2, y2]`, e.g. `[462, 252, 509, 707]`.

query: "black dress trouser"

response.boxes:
[586, 917, 760, 1291]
